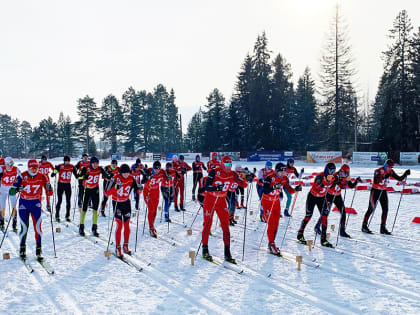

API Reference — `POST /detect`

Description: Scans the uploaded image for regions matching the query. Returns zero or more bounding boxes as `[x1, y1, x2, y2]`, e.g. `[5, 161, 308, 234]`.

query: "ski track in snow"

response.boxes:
[1, 160, 419, 314]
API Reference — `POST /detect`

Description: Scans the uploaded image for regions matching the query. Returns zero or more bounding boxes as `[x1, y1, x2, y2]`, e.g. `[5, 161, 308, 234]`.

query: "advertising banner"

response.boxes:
[166, 153, 202, 161]
[306, 151, 342, 163]
[400, 152, 420, 165]
[247, 152, 293, 162]
[352, 152, 385, 165]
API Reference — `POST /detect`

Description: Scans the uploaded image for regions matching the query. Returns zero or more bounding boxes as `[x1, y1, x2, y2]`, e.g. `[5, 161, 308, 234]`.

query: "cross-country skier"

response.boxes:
[0, 157, 22, 232]
[201, 155, 247, 263]
[297, 162, 336, 247]
[51, 156, 78, 222]
[77, 156, 113, 237]
[361, 159, 410, 235]
[192, 155, 207, 201]
[257, 161, 274, 222]
[160, 162, 179, 222]
[75, 153, 90, 208]
[105, 163, 142, 258]
[206, 152, 221, 171]
[38, 155, 55, 180]
[262, 162, 301, 255]
[142, 161, 164, 237]
[100, 159, 119, 217]
[284, 158, 303, 217]
[234, 165, 246, 209]
[173, 155, 191, 211]
[131, 161, 143, 210]
[226, 166, 248, 226]
[17, 159, 53, 260]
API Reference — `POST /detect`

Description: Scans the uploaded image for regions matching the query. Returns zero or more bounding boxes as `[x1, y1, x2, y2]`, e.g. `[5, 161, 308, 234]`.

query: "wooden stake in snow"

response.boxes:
[331, 224, 335, 231]
[189, 251, 195, 265]
[296, 256, 302, 270]
[104, 250, 111, 260]
[250, 210, 253, 215]
[307, 240, 313, 251]
[132, 212, 136, 217]
[235, 215, 239, 220]
[158, 206, 162, 211]
[3, 253, 10, 260]
[55, 227, 61, 233]
[187, 229, 192, 235]
[326, 233, 331, 240]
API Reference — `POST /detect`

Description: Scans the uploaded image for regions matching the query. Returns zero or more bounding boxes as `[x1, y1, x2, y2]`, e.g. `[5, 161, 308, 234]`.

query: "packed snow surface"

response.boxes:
[1, 159, 419, 314]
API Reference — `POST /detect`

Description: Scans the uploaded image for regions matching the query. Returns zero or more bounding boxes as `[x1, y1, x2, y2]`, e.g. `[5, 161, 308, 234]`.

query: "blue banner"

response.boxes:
[247, 152, 293, 162]
[166, 153, 178, 161]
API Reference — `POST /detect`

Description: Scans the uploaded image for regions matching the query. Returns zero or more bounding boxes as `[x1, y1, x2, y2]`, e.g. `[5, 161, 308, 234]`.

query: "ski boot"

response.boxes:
[115, 245, 123, 258]
[339, 228, 351, 238]
[79, 224, 85, 236]
[92, 224, 99, 237]
[362, 223, 373, 234]
[19, 245, 26, 259]
[123, 243, 132, 255]
[224, 246, 236, 264]
[314, 220, 321, 235]
[260, 214, 266, 223]
[229, 217, 235, 226]
[100, 211, 106, 217]
[202, 245, 212, 262]
[180, 204, 186, 211]
[240, 201, 245, 209]
[165, 215, 172, 223]
[268, 241, 281, 256]
[192, 194, 196, 201]
[0, 218, 4, 231]
[55, 215, 61, 223]
[284, 209, 291, 217]
[36, 246, 43, 262]
[380, 225, 392, 235]
[321, 240, 334, 248]
[174, 205, 180, 212]
[65, 216, 71, 222]
[235, 201, 239, 209]
[297, 231, 307, 245]
[149, 228, 157, 238]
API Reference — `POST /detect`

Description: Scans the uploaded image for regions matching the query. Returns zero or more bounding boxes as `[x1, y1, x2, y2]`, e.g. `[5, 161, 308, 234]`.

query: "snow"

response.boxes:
[1, 159, 419, 314]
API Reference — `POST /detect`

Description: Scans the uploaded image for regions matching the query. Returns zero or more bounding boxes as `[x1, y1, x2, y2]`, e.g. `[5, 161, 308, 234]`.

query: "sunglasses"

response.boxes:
[278, 167, 286, 172]
[224, 163, 232, 167]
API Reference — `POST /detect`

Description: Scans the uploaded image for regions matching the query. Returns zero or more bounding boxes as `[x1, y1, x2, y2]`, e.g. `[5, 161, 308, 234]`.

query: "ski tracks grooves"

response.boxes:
[4, 233, 83, 314]
[65, 222, 229, 315]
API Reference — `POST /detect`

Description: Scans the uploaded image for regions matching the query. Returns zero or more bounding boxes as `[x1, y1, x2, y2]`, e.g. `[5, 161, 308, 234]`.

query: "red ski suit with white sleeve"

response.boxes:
[201, 167, 247, 246]
[262, 174, 295, 242]
[173, 160, 192, 207]
[143, 168, 164, 229]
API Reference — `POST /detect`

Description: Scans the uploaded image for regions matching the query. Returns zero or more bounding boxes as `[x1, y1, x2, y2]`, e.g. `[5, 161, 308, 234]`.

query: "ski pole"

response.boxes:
[242, 184, 251, 261]
[72, 184, 79, 221]
[279, 169, 304, 250]
[335, 188, 348, 247]
[345, 188, 357, 229]
[195, 191, 220, 258]
[189, 203, 203, 229]
[135, 189, 143, 252]
[105, 200, 119, 257]
[47, 194, 57, 258]
[0, 195, 18, 249]
[142, 174, 153, 236]
[258, 196, 277, 249]
[391, 184, 405, 233]
[313, 192, 336, 249]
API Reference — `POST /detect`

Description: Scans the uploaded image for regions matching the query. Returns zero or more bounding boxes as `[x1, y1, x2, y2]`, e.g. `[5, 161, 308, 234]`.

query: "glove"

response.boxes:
[216, 184, 224, 191]
[181, 167, 187, 175]
[327, 175, 334, 181]
[46, 183, 53, 191]
[404, 169, 411, 177]
[47, 204, 51, 213]
[356, 177, 362, 183]
[138, 184, 144, 191]
[384, 173, 391, 179]
[295, 184, 302, 192]
[273, 183, 282, 189]
[115, 183, 122, 189]
[300, 168, 304, 174]
[253, 168, 257, 173]
[16, 186, 23, 192]
[9, 188, 16, 196]
[51, 172, 56, 178]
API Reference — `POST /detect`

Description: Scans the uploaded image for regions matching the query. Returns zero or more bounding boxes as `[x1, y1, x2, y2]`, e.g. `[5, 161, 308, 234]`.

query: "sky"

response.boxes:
[0, 0, 419, 130]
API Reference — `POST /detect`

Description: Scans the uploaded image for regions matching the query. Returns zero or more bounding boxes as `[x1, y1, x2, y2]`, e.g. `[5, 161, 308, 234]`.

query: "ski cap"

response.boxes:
[82, 153, 88, 158]
[172, 155, 178, 162]
[64, 155, 70, 162]
[384, 159, 394, 171]
[28, 159, 39, 170]
[153, 160, 161, 170]
[287, 158, 294, 166]
[119, 164, 130, 174]
[195, 155, 200, 161]
[340, 164, 350, 176]
[324, 163, 336, 176]
[179, 155, 184, 161]
[275, 162, 286, 172]
[41, 155, 47, 161]
[221, 155, 232, 167]
[166, 162, 173, 169]
[136, 158, 141, 165]
[265, 161, 273, 169]
[90, 156, 99, 167]
[5, 157, 14, 166]
[211, 152, 218, 160]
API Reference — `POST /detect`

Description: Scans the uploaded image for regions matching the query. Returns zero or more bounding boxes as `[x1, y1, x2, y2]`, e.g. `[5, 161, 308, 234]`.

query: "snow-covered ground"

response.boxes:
[1, 159, 419, 314]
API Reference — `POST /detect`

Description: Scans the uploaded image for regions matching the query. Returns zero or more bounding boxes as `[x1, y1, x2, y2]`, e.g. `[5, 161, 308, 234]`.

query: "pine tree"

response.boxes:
[165, 89, 181, 152]
[202, 89, 226, 151]
[185, 108, 203, 152]
[295, 67, 318, 150]
[122, 87, 145, 153]
[32, 117, 59, 157]
[97, 94, 124, 154]
[20, 120, 32, 157]
[319, 5, 358, 150]
[75, 95, 98, 154]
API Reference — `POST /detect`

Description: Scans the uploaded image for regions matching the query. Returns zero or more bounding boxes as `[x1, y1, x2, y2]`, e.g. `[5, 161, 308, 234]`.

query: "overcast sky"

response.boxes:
[0, 0, 419, 130]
